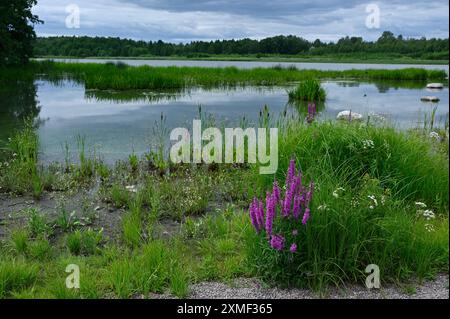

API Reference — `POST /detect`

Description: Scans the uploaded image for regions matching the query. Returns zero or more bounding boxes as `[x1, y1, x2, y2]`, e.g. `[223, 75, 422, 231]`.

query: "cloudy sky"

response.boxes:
[33, 0, 449, 43]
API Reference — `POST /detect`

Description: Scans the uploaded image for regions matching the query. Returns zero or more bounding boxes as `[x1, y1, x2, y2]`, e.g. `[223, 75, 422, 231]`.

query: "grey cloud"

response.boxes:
[33, 0, 449, 42]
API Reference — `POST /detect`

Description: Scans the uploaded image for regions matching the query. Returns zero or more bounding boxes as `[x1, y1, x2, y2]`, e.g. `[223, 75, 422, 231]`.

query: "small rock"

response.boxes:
[421, 96, 440, 102]
[426, 83, 444, 89]
[337, 110, 363, 121]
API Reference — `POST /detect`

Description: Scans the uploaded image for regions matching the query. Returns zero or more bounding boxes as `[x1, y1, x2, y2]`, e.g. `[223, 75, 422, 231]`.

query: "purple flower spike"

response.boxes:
[249, 198, 259, 232]
[255, 201, 264, 231]
[302, 208, 311, 225]
[286, 159, 296, 187]
[273, 181, 281, 204]
[265, 192, 275, 235]
[270, 234, 285, 251]
[290, 243, 297, 253]
[293, 194, 301, 219]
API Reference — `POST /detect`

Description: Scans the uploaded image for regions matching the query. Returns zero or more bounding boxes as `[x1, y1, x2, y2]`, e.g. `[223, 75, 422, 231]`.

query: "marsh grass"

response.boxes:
[66, 229, 103, 256]
[21, 61, 448, 90]
[288, 78, 326, 101]
[0, 259, 39, 298]
[247, 115, 448, 289]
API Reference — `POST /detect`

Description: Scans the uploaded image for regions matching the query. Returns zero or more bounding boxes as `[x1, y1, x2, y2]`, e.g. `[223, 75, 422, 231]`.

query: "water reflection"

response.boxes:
[0, 78, 40, 143]
[0, 76, 448, 163]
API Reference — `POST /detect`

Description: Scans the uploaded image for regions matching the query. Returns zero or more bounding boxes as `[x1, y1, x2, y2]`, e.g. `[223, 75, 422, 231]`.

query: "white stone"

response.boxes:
[420, 96, 440, 102]
[426, 83, 444, 89]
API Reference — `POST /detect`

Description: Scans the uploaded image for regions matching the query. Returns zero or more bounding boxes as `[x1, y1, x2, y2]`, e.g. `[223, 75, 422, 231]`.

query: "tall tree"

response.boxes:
[0, 0, 42, 66]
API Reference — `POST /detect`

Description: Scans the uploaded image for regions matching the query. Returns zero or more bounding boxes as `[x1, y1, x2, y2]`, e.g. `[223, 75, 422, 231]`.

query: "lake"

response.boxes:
[1, 75, 447, 164]
[40, 58, 450, 72]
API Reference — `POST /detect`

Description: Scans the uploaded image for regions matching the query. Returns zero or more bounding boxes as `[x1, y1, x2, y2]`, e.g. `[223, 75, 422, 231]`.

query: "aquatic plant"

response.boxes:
[288, 79, 326, 102]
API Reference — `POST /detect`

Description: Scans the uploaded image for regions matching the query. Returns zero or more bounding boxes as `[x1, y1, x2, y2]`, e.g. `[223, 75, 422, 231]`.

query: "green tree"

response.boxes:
[0, 0, 42, 66]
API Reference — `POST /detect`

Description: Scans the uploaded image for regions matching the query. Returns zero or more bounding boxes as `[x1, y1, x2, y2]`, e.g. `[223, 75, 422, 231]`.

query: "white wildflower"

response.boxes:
[351, 198, 360, 207]
[425, 224, 435, 232]
[362, 139, 375, 150]
[415, 202, 427, 208]
[333, 187, 345, 198]
[429, 132, 440, 140]
[423, 209, 435, 220]
[368, 195, 378, 207]
[125, 185, 138, 193]
[318, 204, 328, 211]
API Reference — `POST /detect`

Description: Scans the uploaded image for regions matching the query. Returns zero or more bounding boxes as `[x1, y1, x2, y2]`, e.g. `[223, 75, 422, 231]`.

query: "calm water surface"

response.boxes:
[26, 80, 447, 163]
[42, 58, 449, 72]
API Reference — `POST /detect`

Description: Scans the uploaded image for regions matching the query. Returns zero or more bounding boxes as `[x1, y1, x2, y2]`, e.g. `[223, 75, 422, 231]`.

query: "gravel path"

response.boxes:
[188, 274, 449, 299]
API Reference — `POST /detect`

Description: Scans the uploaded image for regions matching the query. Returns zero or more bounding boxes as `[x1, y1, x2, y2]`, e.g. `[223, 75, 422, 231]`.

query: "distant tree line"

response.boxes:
[33, 31, 448, 60]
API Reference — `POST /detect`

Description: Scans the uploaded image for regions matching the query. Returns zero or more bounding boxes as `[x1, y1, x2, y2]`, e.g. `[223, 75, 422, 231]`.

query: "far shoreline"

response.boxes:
[35, 55, 449, 66]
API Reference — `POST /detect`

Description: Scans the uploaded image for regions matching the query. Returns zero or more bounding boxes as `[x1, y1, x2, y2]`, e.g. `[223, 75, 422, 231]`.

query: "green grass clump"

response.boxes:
[107, 241, 177, 298]
[0, 259, 39, 298]
[66, 229, 103, 255]
[288, 79, 326, 101]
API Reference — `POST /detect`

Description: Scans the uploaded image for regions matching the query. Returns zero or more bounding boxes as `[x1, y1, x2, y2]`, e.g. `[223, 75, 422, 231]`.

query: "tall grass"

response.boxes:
[247, 117, 449, 289]
[288, 78, 326, 101]
[22, 61, 448, 90]
[264, 120, 449, 213]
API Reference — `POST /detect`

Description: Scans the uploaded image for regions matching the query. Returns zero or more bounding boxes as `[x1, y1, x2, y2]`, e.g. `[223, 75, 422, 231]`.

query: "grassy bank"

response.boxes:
[4, 61, 446, 91]
[36, 54, 450, 65]
[0, 111, 448, 297]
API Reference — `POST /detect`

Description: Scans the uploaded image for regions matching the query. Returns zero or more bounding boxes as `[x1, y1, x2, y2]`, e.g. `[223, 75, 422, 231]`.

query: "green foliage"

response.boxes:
[10, 230, 29, 255]
[66, 229, 103, 256]
[0, 259, 39, 298]
[33, 32, 449, 61]
[288, 79, 326, 101]
[0, 0, 42, 66]
[107, 241, 177, 298]
[26, 208, 52, 239]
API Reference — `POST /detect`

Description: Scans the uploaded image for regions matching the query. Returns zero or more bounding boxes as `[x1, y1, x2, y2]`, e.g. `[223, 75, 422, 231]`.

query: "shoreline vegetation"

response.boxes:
[33, 32, 449, 65]
[36, 55, 450, 65]
[2, 61, 447, 91]
[0, 110, 448, 298]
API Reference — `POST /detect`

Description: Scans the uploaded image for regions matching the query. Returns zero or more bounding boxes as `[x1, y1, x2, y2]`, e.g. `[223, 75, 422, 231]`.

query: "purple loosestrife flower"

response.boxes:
[273, 181, 281, 204]
[302, 208, 311, 225]
[290, 243, 297, 253]
[257, 200, 265, 231]
[265, 192, 275, 236]
[286, 159, 296, 187]
[293, 194, 301, 219]
[305, 181, 314, 207]
[249, 198, 260, 232]
[282, 188, 293, 217]
[270, 234, 285, 251]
